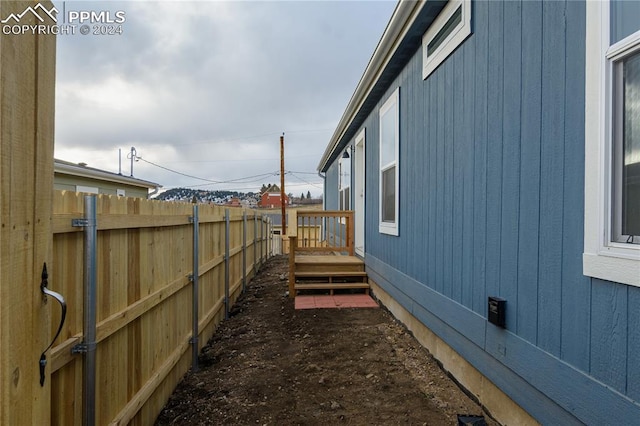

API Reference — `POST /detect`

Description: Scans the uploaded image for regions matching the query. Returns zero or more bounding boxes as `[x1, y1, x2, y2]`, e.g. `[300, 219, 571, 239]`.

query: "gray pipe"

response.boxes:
[191, 204, 199, 371]
[224, 209, 230, 320]
[83, 195, 97, 426]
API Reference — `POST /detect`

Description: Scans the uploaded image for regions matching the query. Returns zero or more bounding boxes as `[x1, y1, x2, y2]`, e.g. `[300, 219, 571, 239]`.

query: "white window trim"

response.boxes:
[584, 0, 640, 287]
[422, 0, 472, 80]
[379, 87, 400, 236]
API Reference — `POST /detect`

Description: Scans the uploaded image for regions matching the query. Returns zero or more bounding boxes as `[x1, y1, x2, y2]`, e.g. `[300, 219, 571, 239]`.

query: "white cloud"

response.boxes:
[52, 0, 397, 196]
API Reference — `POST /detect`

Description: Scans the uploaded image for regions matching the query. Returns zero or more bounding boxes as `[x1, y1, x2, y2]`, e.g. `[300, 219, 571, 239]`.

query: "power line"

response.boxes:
[137, 157, 278, 184]
[134, 153, 324, 192]
[286, 170, 319, 175]
[287, 171, 323, 189]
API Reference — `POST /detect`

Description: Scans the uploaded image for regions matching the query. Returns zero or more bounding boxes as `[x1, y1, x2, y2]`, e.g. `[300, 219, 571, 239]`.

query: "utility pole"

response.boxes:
[280, 134, 286, 236]
[128, 146, 137, 177]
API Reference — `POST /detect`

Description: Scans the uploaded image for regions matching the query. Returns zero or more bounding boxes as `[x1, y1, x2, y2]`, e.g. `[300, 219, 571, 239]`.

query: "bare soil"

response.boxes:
[155, 256, 496, 425]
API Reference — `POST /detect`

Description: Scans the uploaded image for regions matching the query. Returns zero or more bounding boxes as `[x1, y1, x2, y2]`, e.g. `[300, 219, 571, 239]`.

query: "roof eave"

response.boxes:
[54, 160, 162, 190]
[318, 0, 426, 172]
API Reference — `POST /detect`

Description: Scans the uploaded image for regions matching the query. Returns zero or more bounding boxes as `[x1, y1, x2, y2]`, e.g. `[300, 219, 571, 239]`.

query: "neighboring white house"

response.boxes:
[54, 159, 161, 198]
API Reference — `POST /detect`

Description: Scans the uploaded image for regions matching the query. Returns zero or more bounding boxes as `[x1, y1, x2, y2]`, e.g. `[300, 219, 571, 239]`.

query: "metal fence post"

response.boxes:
[268, 218, 272, 257]
[260, 215, 264, 264]
[191, 204, 199, 371]
[83, 195, 97, 426]
[254, 213, 257, 273]
[71, 194, 97, 426]
[224, 208, 230, 320]
[242, 210, 247, 293]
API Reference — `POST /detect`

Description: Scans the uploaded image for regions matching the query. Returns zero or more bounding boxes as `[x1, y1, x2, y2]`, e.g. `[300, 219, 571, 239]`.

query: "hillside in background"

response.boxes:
[154, 188, 259, 205]
[154, 187, 323, 207]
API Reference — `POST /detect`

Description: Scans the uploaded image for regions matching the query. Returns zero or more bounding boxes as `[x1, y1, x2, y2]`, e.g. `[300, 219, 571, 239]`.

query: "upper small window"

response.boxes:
[422, 0, 472, 80]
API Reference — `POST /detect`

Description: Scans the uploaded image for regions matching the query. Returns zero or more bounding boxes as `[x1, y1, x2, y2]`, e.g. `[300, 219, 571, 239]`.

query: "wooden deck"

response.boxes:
[287, 211, 368, 297]
[292, 255, 369, 296]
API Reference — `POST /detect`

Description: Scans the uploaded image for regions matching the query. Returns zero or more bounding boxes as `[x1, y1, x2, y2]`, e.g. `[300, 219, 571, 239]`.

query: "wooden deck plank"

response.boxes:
[295, 271, 367, 278]
[294, 283, 370, 290]
[295, 255, 364, 265]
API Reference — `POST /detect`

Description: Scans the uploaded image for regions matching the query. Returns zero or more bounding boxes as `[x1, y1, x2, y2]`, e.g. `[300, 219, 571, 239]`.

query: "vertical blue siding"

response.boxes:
[440, 61, 455, 298]
[452, 51, 464, 303]
[537, 0, 566, 357]
[427, 73, 438, 291]
[472, 0, 488, 315]
[485, 0, 504, 317]
[516, 0, 542, 345]
[326, 0, 640, 422]
[627, 286, 640, 401]
[590, 279, 628, 394]
[461, 38, 475, 310]
[560, 0, 590, 371]
[324, 161, 339, 211]
[500, 0, 521, 331]
[436, 65, 446, 296]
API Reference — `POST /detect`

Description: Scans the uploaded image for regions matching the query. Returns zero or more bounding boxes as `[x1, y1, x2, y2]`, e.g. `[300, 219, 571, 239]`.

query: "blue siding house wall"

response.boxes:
[319, 0, 640, 424]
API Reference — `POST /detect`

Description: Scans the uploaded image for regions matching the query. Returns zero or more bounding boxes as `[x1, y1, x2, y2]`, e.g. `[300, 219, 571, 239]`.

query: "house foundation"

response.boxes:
[369, 278, 539, 426]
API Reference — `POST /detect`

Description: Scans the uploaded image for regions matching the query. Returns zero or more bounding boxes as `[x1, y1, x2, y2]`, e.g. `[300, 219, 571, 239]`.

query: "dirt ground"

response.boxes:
[155, 256, 497, 425]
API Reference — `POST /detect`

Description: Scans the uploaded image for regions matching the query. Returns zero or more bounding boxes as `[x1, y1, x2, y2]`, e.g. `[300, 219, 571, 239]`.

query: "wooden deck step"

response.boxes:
[295, 271, 368, 279]
[294, 282, 370, 295]
[295, 255, 364, 273]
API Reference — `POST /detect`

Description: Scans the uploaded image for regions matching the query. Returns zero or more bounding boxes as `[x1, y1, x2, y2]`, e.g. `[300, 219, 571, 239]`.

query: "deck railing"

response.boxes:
[287, 210, 354, 297]
[287, 210, 354, 255]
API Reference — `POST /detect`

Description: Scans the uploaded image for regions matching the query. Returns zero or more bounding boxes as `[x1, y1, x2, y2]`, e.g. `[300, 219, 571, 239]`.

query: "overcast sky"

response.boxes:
[52, 0, 396, 197]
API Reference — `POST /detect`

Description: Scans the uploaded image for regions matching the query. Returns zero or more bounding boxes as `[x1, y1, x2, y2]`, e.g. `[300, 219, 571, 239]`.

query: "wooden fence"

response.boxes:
[48, 191, 271, 425]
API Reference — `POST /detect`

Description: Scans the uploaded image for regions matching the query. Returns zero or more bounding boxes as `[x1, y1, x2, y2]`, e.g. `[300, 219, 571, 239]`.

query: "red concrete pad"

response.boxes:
[295, 294, 379, 310]
[334, 294, 379, 308]
[313, 297, 336, 307]
[294, 297, 316, 309]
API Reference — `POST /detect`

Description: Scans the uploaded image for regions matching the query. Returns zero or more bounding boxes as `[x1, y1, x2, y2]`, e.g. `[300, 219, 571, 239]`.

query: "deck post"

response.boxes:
[288, 236, 297, 298]
[347, 211, 354, 256]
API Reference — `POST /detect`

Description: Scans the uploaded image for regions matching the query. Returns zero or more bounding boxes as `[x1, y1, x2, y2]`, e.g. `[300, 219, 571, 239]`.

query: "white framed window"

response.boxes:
[76, 185, 99, 194]
[584, 0, 640, 287]
[339, 153, 351, 211]
[422, 0, 472, 80]
[379, 87, 399, 236]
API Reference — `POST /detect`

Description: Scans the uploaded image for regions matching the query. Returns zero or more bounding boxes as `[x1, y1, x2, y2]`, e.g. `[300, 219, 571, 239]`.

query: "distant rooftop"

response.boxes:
[54, 158, 161, 190]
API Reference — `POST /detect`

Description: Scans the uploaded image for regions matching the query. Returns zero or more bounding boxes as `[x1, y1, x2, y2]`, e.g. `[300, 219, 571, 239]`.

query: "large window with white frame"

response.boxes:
[338, 153, 351, 211]
[422, 0, 472, 80]
[379, 88, 399, 236]
[584, 0, 640, 287]
[612, 45, 640, 244]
